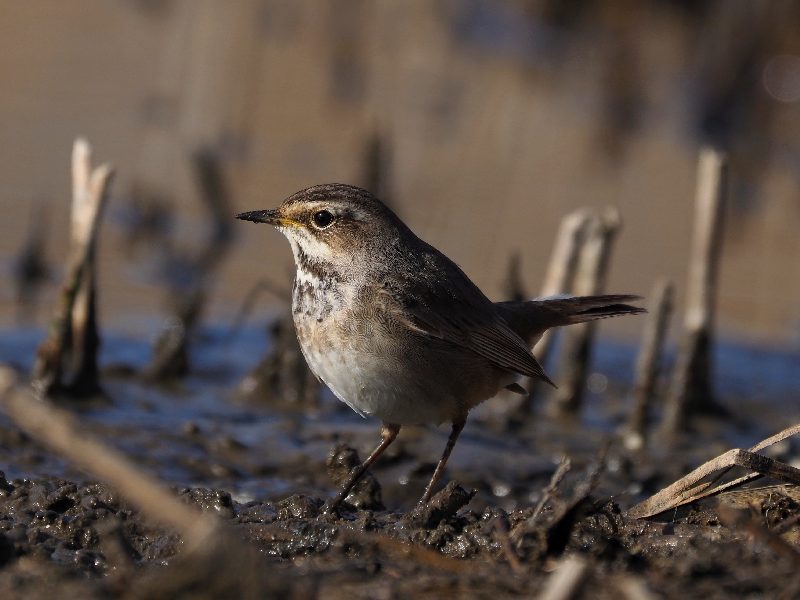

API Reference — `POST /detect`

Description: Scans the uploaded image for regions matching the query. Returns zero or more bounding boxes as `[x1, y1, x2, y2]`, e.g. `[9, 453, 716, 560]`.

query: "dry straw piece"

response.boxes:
[628, 423, 800, 519]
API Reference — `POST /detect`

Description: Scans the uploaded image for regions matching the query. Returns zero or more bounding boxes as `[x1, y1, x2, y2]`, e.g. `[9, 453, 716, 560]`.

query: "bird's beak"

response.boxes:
[236, 209, 295, 227]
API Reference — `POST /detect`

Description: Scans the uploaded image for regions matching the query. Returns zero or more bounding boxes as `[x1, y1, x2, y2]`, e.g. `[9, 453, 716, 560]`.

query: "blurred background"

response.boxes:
[1, 0, 800, 350]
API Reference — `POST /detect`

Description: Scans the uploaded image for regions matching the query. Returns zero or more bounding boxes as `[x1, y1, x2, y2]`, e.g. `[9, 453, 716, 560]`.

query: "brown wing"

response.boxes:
[376, 284, 555, 387]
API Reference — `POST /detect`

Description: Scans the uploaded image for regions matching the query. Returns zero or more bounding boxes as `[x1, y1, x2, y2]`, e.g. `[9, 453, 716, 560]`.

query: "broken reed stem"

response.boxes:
[624, 279, 674, 450]
[0, 367, 219, 550]
[552, 208, 621, 417]
[68, 265, 101, 393]
[143, 288, 205, 382]
[660, 148, 728, 436]
[145, 147, 235, 382]
[192, 147, 235, 272]
[32, 139, 114, 396]
[237, 312, 321, 407]
[629, 447, 800, 518]
[515, 210, 592, 416]
[627, 423, 800, 518]
[533, 209, 594, 363]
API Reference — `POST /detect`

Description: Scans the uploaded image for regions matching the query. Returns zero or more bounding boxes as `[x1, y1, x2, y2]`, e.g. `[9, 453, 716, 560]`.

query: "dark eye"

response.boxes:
[311, 210, 334, 229]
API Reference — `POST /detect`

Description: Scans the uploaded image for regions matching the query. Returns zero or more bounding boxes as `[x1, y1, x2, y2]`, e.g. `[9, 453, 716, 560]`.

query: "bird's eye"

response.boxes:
[311, 210, 335, 229]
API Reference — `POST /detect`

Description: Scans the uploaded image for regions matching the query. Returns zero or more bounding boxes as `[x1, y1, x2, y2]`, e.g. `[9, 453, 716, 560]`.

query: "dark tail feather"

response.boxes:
[495, 294, 645, 343]
[541, 294, 646, 325]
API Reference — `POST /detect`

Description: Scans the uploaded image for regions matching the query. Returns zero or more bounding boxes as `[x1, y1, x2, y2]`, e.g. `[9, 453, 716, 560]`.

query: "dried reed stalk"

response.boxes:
[628, 424, 800, 519]
[660, 148, 727, 435]
[624, 279, 674, 449]
[32, 139, 114, 396]
[551, 208, 621, 417]
[145, 147, 234, 382]
[533, 209, 594, 363]
[513, 210, 592, 416]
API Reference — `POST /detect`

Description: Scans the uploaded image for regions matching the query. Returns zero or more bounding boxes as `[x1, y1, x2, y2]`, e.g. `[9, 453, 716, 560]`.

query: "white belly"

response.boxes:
[300, 343, 459, 426]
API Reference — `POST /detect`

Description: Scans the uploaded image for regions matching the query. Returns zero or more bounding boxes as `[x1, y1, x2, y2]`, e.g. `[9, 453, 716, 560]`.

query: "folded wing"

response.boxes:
[376, 283, 555, 386]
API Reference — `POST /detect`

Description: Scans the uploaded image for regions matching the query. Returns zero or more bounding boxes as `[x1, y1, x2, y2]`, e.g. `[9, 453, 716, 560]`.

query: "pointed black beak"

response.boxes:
[236, 209, 281, 225]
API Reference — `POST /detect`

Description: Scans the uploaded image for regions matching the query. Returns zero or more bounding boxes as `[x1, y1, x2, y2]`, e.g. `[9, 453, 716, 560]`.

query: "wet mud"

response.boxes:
[0, 325, 798, 598]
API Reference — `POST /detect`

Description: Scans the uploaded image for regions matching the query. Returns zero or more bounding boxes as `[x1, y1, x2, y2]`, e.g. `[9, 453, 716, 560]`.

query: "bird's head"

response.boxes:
[237, 183, 408, 274]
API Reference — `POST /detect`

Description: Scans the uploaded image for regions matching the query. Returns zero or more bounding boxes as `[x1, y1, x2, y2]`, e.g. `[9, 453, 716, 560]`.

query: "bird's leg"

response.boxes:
[326, 423, 400, 512]
[418, 417, 466, 505]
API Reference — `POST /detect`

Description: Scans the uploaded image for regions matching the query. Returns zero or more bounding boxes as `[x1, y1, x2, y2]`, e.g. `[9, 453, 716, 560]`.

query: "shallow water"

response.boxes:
[1, 322, 796, 511]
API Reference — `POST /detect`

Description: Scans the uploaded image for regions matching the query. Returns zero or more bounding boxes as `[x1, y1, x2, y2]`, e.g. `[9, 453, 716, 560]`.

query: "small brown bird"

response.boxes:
[237, 184, 643, 510]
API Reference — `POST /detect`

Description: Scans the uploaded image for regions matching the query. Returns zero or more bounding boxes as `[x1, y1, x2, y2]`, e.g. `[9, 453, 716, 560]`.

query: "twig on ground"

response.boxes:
[1, 368, 282, 594]
[515, 447, 608, 558]
[530, 457, 573, 525]
[716, 484, 800, 509]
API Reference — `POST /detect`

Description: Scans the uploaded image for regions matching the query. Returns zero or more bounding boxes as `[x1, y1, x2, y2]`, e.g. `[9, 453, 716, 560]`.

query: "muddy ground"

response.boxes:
[0, 324, 798, 598]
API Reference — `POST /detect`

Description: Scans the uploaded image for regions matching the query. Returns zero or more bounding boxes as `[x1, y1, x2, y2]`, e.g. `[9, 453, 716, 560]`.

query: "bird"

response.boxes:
[237, 183, 644, 510]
